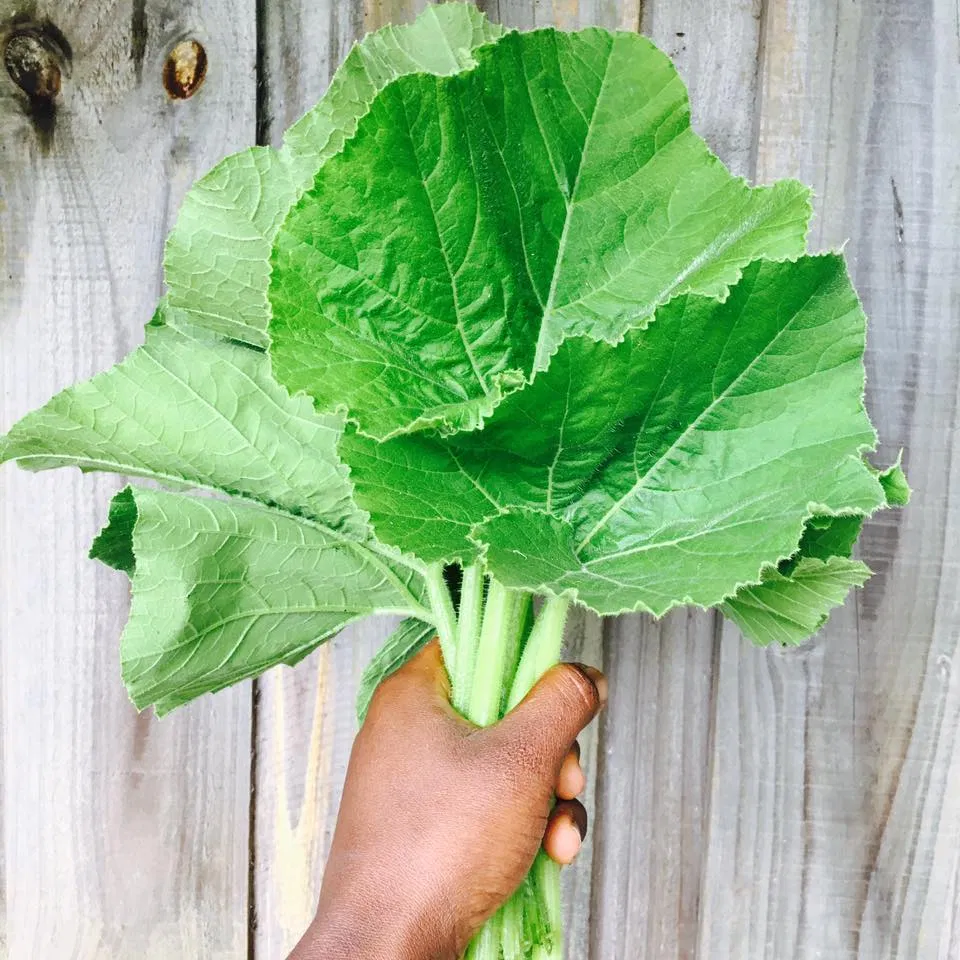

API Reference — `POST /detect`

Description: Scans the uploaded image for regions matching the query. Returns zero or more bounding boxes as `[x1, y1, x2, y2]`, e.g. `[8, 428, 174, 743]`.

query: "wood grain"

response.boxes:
[585, 3, 763, 957]
[560, 606, 604, 959]
[253, 7, 405, 955]
[697, 1, 960, 958]
[0, 1, 255, 956]
[252, 619, 398, 957]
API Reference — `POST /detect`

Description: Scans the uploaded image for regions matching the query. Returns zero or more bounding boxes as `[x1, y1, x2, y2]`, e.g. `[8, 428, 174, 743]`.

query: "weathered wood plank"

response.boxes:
[252, 619, 398, 956]
[697, 1, 960, 957]
[583, 3, 763, 957]
[590, 612, 718, 960]
[478, 0, 638, 31]
[0, 1, 256, 956]
[252, 4, 402, 954]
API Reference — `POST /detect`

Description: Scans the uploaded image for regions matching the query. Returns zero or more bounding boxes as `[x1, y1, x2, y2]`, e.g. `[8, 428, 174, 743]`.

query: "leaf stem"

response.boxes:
[452, 564, 484, 714]
[507, 593, 571, 711]
[464, 913, 502, 960]
[468, 580, 529, 726]
[532, 851, 563, 957]
[425, 562, 458, 671]
[453, 580, 565, 960]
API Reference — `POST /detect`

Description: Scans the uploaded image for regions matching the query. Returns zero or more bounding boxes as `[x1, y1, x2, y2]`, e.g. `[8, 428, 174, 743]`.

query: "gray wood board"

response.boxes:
[588, 2, 762, 957]
[251, 3, 395, 956]
[697, 1, 960, 958]
[0, 1, 256, 956]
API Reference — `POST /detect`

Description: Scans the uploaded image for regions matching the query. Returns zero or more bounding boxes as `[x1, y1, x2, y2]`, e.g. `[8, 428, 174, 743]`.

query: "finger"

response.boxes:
[556, 747, 586, 800]
[543, 800, 588, 865]
[492, 663, 607, 778]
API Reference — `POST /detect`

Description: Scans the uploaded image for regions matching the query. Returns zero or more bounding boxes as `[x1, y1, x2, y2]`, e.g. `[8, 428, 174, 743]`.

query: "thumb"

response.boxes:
[487, 663, 607, 777]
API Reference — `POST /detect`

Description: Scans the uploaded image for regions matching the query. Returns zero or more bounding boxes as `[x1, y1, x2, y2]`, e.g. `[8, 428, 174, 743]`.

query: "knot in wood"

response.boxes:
[4, 29, 61, 99]
[163, 39, 207, 100]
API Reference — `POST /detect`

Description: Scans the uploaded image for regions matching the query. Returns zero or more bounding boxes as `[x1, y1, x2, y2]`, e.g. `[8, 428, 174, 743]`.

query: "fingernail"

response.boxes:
[570, 804, 588, 841]
[572, 663, 608, 708]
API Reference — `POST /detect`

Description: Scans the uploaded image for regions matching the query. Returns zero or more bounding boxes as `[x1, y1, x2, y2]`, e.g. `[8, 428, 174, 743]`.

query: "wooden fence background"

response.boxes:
[1, 0, 958, 957]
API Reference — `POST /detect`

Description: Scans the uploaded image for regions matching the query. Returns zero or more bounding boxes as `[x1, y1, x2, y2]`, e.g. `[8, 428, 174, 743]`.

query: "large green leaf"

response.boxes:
[269, 27, 810, 440]
[0, 301, 444, 713]
[0, 302, 367, 537]
[164, 4, 503, 346]
[93, 486, 431, 715]
[341, 256, 885, 614]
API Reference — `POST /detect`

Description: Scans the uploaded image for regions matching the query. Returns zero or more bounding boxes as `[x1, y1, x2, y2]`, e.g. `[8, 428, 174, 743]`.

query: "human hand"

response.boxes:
[289, 639, 606, 960]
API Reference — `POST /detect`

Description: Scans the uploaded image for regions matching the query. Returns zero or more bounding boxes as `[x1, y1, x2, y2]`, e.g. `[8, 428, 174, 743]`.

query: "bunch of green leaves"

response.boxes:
[0, 4, 905, 720]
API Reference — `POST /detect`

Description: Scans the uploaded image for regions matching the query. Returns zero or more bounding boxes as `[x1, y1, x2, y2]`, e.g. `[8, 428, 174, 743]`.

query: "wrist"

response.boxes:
[291, 885, 455, 960]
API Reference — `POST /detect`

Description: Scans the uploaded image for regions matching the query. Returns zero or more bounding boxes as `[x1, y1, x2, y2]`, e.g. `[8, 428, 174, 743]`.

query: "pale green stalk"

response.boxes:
[425, 562, 458, 671]
[500, 895, 524, 960]
[465, 912, 503, 960]
[451, 581, 571, 960]
[452, 564, 485, 714]
[533, 852, 563, 954]
[468, 581, 525, 725]
[507, 594, 571, 710]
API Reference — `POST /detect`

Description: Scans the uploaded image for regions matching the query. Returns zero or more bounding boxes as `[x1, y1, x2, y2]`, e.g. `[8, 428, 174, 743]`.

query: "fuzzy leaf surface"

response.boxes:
[720, 556, 871, 647]
[0, 304, 366, 536]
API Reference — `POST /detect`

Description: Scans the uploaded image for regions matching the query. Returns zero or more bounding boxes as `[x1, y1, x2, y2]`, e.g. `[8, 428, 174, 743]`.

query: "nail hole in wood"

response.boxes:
[4, 31, 60, 98]
[3, 21, 70, 148]
[163, 39, 207, 100]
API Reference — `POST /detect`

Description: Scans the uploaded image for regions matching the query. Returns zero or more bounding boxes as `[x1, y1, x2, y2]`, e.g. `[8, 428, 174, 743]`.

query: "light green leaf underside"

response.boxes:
[0, 301, 368, 538]
[722, 515, 865, 647]
[163, 4, 503, 347]
[342, 256, 885, 615]
[721, 454, 910, 645]
[104, 486, 430, 715]
[356, 618, 435, 723]
[721, 556, 871, 647]
[269, 27, 810, 441]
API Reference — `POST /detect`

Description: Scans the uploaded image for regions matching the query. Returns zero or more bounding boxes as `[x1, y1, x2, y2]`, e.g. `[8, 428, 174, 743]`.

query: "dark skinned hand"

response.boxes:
[289, 640, 607, 960]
